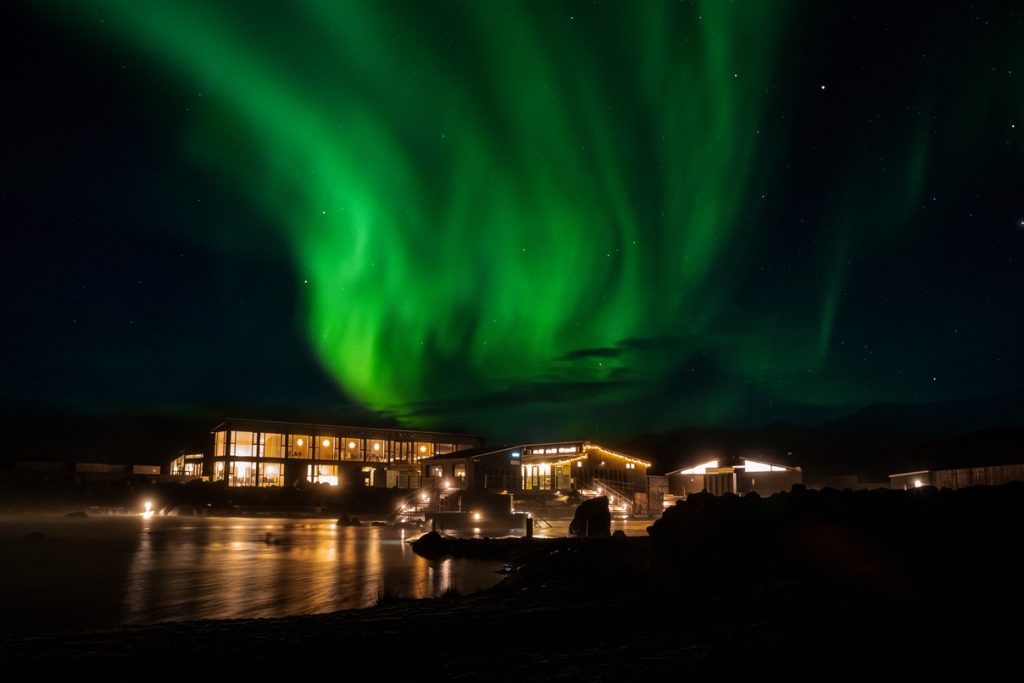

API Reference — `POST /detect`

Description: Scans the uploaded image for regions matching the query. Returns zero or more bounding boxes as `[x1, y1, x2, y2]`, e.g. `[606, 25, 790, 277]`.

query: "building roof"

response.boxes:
[212, 418, 482, 441]
[667, 454, 798, 476]
[420, 440, 652, 467]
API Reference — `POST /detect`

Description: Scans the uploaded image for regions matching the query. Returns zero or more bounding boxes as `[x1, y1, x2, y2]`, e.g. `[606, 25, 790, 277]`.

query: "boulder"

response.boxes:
[569, 496, 611, 538]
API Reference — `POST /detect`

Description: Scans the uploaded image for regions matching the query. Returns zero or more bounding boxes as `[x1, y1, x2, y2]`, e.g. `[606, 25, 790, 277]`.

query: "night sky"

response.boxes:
[4, 1, 1023, 441]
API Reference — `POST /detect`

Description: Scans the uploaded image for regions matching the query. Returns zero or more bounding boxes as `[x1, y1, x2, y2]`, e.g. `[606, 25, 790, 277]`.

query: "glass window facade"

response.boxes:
[209, 422, 484, 487]
[230, 431, 255, 458]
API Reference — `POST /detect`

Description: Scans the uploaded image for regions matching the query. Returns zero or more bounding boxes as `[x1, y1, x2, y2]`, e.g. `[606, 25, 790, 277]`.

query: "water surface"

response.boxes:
[0, 515, 504, 635]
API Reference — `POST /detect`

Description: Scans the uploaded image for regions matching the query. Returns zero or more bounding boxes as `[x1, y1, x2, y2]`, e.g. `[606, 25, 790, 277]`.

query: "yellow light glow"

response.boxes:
[914, 479, 923, 488]
[322, 439, 331, 448]
[582, 444, 652, 468]
[421, 493, 429, 502]
[473, 512, 481, 521]
[680, 459, 719, 475]
[419, 445, 427, 453]
[144, 501, 152, 513]
[348, 441, 356, 449]
[296, 438, 304, 446]
[577, 461, 583, 468]
[373, 443, 381, 451]
[743, 459, 787, 472]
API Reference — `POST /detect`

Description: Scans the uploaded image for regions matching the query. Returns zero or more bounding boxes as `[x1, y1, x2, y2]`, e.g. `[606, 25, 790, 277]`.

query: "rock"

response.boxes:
[569, 496, 611, 538]
[337, 515, 362, 527]
[411, 531, 446, 558]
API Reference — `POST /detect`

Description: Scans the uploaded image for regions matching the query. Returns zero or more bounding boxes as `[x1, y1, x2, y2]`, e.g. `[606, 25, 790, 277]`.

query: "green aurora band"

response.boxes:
[39, 0, 968, 436]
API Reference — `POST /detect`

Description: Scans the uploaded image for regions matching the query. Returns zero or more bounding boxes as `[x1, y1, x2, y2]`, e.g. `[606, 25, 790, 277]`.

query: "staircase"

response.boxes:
[387, 478, 458, 525]
[589, 479, 636, 517]
[511, 497, 553, 530]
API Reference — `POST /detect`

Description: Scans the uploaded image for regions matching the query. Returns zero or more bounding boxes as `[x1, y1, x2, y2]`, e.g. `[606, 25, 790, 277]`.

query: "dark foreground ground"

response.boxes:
[2, 483, 1021, 674]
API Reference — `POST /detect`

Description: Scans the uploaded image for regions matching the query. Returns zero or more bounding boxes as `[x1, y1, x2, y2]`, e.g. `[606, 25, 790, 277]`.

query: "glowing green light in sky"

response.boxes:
[38, 0, 940, 434]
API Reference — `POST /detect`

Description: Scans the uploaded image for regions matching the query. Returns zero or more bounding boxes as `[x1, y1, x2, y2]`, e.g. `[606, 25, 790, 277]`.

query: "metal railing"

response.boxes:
[591, 478, 636, 515]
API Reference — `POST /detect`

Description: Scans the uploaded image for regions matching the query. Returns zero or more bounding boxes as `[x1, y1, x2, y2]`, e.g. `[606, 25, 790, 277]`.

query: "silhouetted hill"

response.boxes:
[615, 389, 1024, 479]
[816, 388, 1024, 445]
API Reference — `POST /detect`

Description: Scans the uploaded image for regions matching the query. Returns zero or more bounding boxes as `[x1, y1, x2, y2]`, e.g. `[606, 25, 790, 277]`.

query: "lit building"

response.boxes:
[666, 455, 802, 497]
[419, 440, 652, 507]
[199, 419, 483, 488]
[890, 463, 1024, 490]
[169, 452, 204, 478]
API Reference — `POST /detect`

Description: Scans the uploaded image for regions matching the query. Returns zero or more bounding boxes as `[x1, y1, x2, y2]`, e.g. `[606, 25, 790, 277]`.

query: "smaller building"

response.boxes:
[890, 463, 1024, 490]
[419, 440, 651, 498]
[667, 455, 801, 497]
[169, 452, 204, 479]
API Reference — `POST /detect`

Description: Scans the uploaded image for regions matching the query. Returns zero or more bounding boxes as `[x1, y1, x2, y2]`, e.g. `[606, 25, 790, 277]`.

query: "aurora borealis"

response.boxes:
[5, 1, 1023, 439]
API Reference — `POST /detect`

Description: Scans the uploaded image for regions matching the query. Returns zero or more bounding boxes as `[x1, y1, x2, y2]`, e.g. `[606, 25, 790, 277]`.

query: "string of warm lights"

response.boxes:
[583, 444, 652, 468]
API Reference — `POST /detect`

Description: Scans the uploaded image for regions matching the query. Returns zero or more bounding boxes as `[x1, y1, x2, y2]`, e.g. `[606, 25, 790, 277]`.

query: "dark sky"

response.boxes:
[4, 1, 1022, 441]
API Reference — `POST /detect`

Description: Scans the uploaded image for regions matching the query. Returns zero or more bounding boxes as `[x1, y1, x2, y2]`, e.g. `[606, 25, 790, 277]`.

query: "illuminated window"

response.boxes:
[214, 430, 227, 457]
[260, 433, 286, 458]
[228, 461, 256, 486]
[289, 435, 311, 458]
[317, 436, 338, 460]
[307, 464, 339, 486]
[367, 440, 386, 461]
[260, 462, 284, 487]
[171, 453, 204, 477]
[230, 431, 255, 457]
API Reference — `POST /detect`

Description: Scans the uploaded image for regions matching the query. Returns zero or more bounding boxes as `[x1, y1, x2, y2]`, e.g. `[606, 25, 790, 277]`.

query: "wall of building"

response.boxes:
[736, 470, 802, 496]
